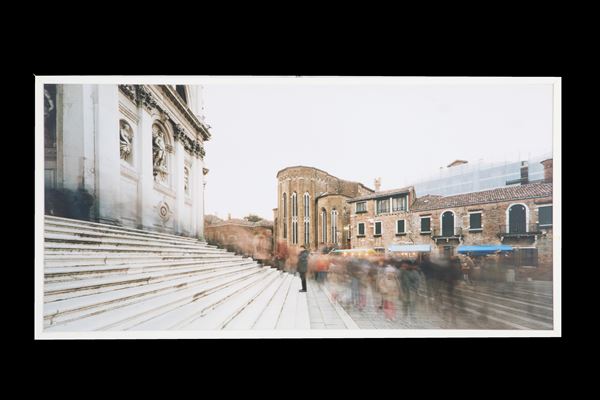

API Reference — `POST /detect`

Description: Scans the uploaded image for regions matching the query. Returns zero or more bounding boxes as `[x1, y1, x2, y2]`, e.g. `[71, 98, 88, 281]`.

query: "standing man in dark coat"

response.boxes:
[297, 245, 310, 292]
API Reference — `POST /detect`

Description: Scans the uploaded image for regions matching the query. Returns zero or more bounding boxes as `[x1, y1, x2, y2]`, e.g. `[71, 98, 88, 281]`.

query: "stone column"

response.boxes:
[174, 139, 185, 235]
[190, 159, 197, 239]
[138, 105, 155, 230]
[60, 85, 94, 192]
[59, 84, 97, 219]
[194, 154, 205, 239]
[95, 85, 120, 224]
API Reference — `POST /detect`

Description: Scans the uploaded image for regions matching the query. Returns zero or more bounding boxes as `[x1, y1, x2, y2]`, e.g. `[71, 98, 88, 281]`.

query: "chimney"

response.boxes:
[506, 160, 531, 186]
[228, 213, 231, 220]
[541, 159, 553, 183]
[520, 161, 529, 185]
[374, 177, 381, 192]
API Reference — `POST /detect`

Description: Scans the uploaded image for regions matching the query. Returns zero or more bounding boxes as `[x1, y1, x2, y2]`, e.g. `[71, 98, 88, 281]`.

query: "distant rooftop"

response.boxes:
[347, 186, 413, 203]
[207, 218, 274, 228]
[412, 182, 552, 212]
[276, 165, 374, 193]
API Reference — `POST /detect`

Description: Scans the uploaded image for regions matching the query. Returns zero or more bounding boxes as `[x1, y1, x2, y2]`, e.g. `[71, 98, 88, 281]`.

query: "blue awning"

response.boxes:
[457, 245, 513, 254]
[388, 244, 431, 253]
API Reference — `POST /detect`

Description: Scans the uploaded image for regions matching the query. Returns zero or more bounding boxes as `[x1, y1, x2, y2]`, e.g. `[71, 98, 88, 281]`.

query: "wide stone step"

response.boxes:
[294, 288, 310, 329]
[45, 225, 211, 248]
[44, 242, 230, 255]
[215, 270, 284, 330]
[45, 231, 218, 251]
[45, 260, 259, 300]
[99, 268, 276, 331]
[50, 268, 273, 331]
[168, 269, 279, 330]
[275, 277, 302, 329]
[223, 272, 289, 330]
[42, 215, 298, 332]
[45, 259, 253, 281]
[44, 255, 243, 270]
[44, 253, 243, 267]
[252, 273, 296, 330]
[44, 265, 266, 329]
[133, 269, 282, 330]
[45, 216, 203, 243]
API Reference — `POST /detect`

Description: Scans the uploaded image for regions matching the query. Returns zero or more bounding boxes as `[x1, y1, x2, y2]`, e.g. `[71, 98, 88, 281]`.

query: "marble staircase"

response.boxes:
[42, 216, 310, 331]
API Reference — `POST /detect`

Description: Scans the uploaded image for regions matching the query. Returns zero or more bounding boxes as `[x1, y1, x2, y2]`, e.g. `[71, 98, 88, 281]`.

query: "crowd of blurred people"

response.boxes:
[271, 241, 516, 323]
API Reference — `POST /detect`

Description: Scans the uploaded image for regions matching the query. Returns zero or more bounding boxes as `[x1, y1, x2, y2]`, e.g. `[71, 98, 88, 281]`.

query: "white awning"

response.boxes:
[388, 244, 431, 253]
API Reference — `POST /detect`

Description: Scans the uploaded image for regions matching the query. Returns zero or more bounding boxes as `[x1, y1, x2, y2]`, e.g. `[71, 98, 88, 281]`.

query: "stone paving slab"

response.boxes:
[305, 277, 553, 330]
[306, 279, 350, 329]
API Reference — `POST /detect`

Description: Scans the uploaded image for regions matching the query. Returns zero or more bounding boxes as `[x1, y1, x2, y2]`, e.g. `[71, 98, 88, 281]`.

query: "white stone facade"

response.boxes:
[44, 84, 210, 239]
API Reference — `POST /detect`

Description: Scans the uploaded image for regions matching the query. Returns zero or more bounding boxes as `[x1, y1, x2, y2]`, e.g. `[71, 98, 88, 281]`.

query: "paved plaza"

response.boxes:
[305, 276, 553, 330]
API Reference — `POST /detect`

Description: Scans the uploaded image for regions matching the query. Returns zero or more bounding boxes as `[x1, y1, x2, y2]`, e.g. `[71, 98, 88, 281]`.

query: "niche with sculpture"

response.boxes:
[119, 120, 134, 164]
[152, 124, 169, 181]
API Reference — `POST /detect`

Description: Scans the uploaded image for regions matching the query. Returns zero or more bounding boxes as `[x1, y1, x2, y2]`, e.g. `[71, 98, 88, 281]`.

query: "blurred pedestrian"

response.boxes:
[461, 254, 474, 285]
[378, 258, 400, 322]
[315, 252, 329, 283]
[419, 253, 437, 309]
[327, 256, 349, 304]
[400, 260, 421, 320]
[368, 257, 384, 310]
[297, 245, 310, 292]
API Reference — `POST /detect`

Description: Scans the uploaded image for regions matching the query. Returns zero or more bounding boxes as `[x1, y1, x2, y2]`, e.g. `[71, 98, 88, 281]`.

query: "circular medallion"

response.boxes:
[158, 201, 171, 222]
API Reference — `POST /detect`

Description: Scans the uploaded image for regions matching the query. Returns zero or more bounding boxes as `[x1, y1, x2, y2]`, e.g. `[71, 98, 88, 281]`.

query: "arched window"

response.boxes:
[321, 208, 327, 244]
[508, 204, 528, 234]
[331, 208, 338, 245]
[282, 193, 287, 239]
[303, 193, 310, 245]
[291, 192, 298, 244]
[175, 85, 188, 105]
[441, 211, 455, 237]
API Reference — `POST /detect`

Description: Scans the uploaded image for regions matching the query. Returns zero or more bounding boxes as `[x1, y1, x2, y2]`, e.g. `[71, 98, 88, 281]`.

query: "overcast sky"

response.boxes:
[202, 79, 554, 221]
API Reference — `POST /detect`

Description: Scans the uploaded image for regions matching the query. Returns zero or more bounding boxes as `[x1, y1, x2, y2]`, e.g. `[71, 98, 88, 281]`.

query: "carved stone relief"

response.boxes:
[152, 124, 168, 181]
[184, 165, 190, 194]
[157, 200, 172, 222]
[119, 120, 134, 162]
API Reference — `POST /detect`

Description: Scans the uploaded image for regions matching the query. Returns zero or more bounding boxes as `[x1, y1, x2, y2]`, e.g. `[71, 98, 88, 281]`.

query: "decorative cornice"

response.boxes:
[160, 85, 211, 141]
[118, 85, 207, 159]
[172, 123, 205, 159]
[137, 85, 158, 112]
[118, 84, 158, 112]
[173, 123, 186, 142]
[119, 85, 137, 103]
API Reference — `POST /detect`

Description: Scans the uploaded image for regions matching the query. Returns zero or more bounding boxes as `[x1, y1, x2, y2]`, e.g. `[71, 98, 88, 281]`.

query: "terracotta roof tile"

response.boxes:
[347, 186, 414, 203]
[411, 183, 552, 211]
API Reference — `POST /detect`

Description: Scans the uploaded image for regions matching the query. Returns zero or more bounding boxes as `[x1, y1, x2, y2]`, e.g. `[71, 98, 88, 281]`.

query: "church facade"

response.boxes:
[43, 84, 210, 238]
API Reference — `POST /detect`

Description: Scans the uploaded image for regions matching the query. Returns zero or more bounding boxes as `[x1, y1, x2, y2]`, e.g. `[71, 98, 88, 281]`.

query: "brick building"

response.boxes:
[273, 166, 373, 252]
[348, 160, 554, 281]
